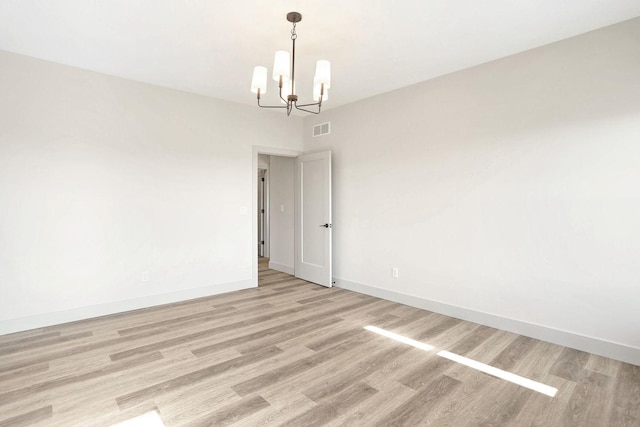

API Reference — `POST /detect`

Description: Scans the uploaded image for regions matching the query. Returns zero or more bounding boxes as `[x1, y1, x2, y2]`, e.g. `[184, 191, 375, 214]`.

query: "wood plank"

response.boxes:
[561, 370, 614, 426]
[0, 352, 163, 406]
[281, 382, 379, 426]
[609, 362, 640, 426]
[231, 333, 371, 397]
[549, 347, 590, 381]
[184, 395, 270, 426]
[302, 346, 409, 402]
[115, 346, 282, 409]
[0, 405, 52, 427]
[0, 331, 93, 356]
[374, 374, 462, 426]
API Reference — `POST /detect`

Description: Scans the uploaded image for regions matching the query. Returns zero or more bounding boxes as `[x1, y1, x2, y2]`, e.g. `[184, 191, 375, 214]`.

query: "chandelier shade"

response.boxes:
[314, 60, 331, 89]
[250, 66, 268, 94]
[272, 51, 291, 82]
[251, 11, 330, 116]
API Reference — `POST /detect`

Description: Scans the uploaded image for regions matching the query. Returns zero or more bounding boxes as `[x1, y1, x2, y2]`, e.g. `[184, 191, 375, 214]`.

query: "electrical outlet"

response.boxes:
[392, 267, 399, 278]
[141, 271, 149, 282]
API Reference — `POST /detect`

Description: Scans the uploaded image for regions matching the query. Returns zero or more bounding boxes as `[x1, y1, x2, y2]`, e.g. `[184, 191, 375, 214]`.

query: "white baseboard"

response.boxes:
[334, 278, 640, 366]
[268, 262, 295, 275]
[0, 280, 253, 336]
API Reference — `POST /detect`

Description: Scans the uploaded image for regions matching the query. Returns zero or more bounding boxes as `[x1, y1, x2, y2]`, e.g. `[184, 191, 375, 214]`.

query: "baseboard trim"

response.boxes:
[334, 278, 640, 366]
[268, 262, 295, 275]
[0, 280, 253, 336]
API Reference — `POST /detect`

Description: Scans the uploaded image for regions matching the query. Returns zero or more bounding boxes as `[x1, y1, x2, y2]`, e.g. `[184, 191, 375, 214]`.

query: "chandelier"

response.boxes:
[250, 12, 331, 116]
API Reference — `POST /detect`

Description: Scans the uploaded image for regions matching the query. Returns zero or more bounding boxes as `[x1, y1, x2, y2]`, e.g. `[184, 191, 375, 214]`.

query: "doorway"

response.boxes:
[252, 147, 333, 288]
[252, 147, 300, 287]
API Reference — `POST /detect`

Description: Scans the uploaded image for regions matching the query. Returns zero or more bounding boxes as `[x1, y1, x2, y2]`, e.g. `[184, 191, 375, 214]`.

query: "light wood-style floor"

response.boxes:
[1, 258, 638, 426]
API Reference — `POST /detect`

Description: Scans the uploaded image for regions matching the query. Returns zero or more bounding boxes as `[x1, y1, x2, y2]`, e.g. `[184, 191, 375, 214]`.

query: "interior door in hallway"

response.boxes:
[258, 168, 267, 257]
[295, 151, 332, 287]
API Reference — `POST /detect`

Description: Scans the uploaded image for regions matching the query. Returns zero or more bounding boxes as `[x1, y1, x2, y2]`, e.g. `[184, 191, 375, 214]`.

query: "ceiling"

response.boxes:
[1, 1, 639, 111]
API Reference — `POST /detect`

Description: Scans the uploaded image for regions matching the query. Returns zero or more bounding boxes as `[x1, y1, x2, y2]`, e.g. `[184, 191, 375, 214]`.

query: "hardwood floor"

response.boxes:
[0, 258, 638, 426]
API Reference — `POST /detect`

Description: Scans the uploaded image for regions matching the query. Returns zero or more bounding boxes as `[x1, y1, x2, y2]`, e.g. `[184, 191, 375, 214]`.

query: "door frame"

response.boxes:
[252, 146, 302, 287]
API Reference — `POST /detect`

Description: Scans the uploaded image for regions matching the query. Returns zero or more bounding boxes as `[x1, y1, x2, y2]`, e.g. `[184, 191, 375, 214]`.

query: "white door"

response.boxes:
[295, 151, 332, 287]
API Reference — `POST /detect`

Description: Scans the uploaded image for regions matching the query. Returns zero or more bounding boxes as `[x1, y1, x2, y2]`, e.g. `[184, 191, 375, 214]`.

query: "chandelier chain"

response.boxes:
[291, 22, 297, 40]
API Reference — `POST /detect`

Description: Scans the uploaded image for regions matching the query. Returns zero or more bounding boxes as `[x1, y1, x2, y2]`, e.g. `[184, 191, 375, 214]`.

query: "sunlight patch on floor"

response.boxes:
[364, 325, 558, 397]
[364, 325, 435, 351]
[111, 411, 166, 427]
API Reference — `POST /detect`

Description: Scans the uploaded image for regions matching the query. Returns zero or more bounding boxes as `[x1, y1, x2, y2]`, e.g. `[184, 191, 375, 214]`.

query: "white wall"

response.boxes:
[303, 18, 640, 364]
[268, 156, 295, 273]
[0, 50, 302, 334]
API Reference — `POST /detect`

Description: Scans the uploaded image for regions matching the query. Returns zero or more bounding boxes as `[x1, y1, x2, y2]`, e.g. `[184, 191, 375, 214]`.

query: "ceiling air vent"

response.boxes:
[312, 122, 331, 137]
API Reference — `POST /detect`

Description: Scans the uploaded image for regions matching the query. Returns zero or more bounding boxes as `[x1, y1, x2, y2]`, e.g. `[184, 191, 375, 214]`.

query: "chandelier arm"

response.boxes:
[294, 104, 321, 114]
[257, 98, 288, 109]
[295, 101, 322, 108]
[279, 94, 290, 104]
[277, 80, 290, 105]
